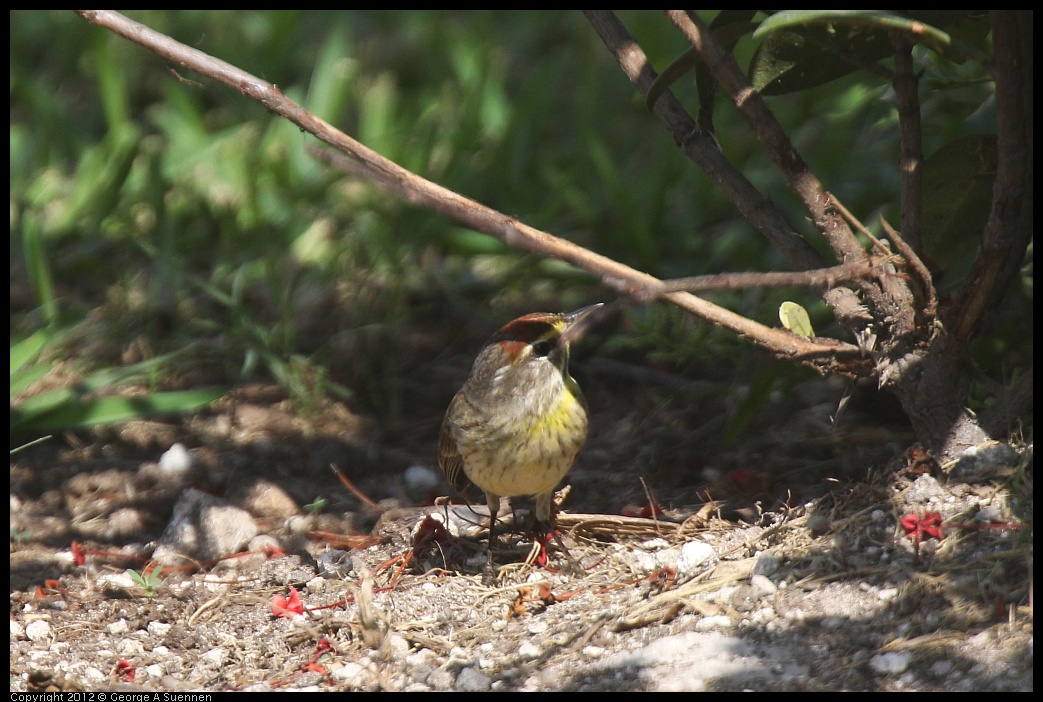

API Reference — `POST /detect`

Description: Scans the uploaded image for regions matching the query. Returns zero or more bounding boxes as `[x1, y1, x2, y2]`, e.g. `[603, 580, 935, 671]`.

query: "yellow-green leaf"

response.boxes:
[779, 301, 815, 337]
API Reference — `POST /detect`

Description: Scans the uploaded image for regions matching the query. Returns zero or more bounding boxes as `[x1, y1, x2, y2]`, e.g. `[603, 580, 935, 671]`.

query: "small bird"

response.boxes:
[438, 304, 602, 571]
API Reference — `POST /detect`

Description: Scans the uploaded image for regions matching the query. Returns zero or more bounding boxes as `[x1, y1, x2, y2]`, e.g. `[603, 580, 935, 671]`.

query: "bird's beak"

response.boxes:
[561, 303, 604, 345]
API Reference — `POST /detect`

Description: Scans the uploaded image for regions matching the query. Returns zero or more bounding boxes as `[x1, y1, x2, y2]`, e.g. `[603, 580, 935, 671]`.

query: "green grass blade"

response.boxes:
[12, 388, 224, 432]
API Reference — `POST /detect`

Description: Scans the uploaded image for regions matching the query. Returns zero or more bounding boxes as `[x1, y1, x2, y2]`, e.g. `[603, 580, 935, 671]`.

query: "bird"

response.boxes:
[438, 303, 602, 573]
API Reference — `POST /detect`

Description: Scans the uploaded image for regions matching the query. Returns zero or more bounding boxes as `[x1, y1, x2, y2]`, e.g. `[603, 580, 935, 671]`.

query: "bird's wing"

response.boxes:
[437, 396, 469, 492]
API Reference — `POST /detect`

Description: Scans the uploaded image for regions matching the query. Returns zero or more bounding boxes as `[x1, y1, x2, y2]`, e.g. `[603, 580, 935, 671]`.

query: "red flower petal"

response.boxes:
[272, 586, 304, 618]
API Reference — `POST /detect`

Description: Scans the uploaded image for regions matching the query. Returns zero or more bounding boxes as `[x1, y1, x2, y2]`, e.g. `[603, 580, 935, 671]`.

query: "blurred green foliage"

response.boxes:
[10, 11, 1018, 431]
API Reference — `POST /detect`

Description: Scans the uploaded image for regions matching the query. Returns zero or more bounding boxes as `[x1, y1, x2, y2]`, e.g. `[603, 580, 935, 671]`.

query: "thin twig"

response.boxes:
[648, 260, 889, 298]
[638, 477, 663, 534]
[878, 216, 938, 324]
[659, 10, 923, 340]
[330, 464, 385, 514]
[826, 193, 890, 254]
[583, 10, 881, 341]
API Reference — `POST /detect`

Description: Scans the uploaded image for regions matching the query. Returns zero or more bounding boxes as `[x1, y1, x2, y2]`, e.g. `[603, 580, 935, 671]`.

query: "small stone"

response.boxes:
[753, 551, 779, 577]
[229, 479, 300, 519]
[695, 615, 733, 631]
[518, 641, 540, 659]
[677, 540, 717, 578]
[332, 661, 377, 687]
[107, 618, 130, 635]
[25, 619, 51, 642]
[870, 651, 913, 674]
[454, 666, 492, 692]
[750, 573, 777, 594]
[159, 443, 194, 474]
[527, 620, 548, 635]
[807, 514, 831, 536]
[153, 488, 258, 567]
[147, 621, 172, 637]
[107, 507, 147, 539]
[930, 660, 954, 677]
[404, 465, 442, 493]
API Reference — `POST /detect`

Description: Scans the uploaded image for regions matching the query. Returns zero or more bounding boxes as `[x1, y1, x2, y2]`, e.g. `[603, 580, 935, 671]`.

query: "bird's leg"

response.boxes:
[484, 492, 501, 583]
[534, 493, 583, 576]
[540, 520, 583, 576]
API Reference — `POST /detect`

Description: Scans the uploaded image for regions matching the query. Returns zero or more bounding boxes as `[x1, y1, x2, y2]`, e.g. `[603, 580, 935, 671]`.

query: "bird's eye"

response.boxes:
[530, 339, 553, 357]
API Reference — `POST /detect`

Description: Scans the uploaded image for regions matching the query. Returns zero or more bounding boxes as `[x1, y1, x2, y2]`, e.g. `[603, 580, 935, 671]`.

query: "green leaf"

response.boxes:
[305, 18, 355, 122]
[750, 12, 981, 94]
[779, 301, 815, 337]
[10, 363, 52, 398]
[755, 11, 951, 51]
[750, 17, 895, 95]
[441, 227, 508, 255]
[10, 330, 52, 377]
[11, 388, 77, 429]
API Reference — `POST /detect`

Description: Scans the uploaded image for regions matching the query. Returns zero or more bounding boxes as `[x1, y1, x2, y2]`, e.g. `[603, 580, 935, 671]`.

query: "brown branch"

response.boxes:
[662, 11, 921, 340]
[891, 36, 924, 252]
[825, 192, 937, 327]
[646, 260, 891, 298]
[73, 10, 863, 370]
[827, 194, 892, 255]
[581, 10, 823, 273]
[950, 11, 1033, 344]
[662, 10, 864, 265]
[878, 217, 937, 326]
[582, 10, 874, 337]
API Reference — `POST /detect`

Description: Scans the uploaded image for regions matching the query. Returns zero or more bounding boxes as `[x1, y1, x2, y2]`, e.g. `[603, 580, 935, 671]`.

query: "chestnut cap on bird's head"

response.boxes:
[486, 303, 604, 365]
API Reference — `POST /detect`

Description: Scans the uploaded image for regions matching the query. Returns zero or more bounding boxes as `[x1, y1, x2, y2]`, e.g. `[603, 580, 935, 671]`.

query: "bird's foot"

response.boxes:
[532, 521, 583, 577]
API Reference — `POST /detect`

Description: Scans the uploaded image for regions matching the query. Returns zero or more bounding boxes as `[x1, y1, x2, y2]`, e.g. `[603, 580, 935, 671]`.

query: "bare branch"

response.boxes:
[950, 11, 1033, 344]
[827, 194, 892, 254]
[660, 11, 921, 340]
[646, 260, 892, 298]
[72, 10, 864, 371]
[581, 10, 823, 272]
[878, 217, 937, 326]
[891, 36, 924, 252]
[583, 10, 879, 339]
[662, 10, 864, 264]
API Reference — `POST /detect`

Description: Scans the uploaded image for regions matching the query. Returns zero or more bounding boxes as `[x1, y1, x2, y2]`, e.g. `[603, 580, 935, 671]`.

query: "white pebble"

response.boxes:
[518, 641, 541, 659]
[25, 620, 51, 642]
[751, 573, 778, 594]
[677, 540, 717, 577]
[870, 651, 913, 674]
[107, 618, 130, 635]
[147, 621, 172, 637]
[159, 443, 193, 474]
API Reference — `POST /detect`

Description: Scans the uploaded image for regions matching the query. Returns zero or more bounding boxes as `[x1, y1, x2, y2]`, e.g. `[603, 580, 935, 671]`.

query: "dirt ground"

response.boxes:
[9, 365, 1033, 692]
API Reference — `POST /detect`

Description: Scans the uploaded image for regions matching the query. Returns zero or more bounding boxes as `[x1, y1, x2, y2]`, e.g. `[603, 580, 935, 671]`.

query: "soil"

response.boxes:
[9, 367, 1033, 692]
